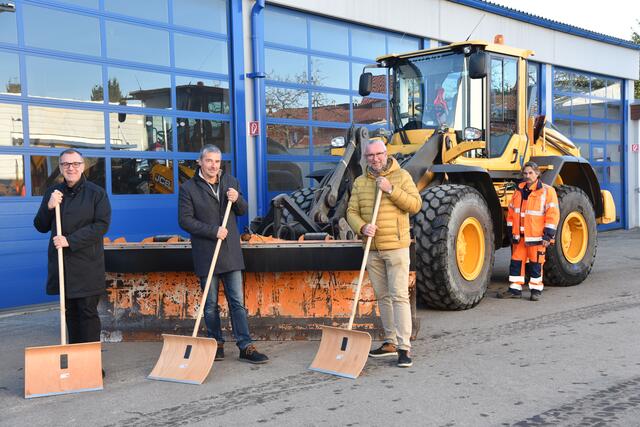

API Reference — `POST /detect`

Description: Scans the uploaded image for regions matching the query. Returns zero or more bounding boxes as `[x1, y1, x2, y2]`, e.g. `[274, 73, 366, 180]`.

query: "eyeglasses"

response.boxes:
[365, 152, 387, 159]
[60, 162, 84, 169]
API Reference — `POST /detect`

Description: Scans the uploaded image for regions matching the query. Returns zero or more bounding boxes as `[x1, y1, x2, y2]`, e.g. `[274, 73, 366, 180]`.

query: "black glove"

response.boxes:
[511, 235, 521, 245]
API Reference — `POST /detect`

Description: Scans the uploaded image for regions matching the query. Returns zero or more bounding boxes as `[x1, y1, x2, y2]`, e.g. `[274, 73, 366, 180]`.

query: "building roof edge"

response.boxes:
[447, 0, 640, 51]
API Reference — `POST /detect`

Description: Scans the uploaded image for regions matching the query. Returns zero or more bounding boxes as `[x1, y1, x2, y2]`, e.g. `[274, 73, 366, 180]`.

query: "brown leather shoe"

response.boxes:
[369, 342, 398, 358]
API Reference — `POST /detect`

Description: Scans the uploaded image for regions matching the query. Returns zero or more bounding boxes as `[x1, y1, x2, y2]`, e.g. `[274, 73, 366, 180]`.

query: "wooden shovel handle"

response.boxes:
[347, 188, 383, 330]
[192, 201, 233, 337]
[54, 204, 67, 345]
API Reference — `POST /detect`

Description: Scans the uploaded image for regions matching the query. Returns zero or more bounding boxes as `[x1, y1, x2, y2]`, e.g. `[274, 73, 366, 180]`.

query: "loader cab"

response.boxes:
[392, 50, 466, 132]
[380, 42, 534, 170]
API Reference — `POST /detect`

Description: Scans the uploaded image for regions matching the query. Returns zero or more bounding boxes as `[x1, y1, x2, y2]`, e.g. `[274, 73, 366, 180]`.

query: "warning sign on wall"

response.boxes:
[249, 121, 260, 136]
[632, 144, 639, 153]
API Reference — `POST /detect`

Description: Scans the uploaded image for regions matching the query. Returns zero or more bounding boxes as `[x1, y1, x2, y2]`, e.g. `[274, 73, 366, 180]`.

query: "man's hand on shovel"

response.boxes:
[226, 188, 238, 202]
[361, 223, 378, 237]
[216, 188, 238, 241]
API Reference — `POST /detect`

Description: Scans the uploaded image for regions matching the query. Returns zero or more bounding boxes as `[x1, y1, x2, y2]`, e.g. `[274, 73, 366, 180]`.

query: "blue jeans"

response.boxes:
[199, 270, 252, 350]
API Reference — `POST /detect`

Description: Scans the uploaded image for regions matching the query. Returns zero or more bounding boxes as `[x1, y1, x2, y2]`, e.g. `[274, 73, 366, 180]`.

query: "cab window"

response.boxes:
[489, 56, 517, 157]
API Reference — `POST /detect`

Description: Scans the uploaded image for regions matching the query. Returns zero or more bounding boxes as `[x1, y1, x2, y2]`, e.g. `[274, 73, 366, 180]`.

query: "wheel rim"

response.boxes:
[561, 212, 588, 263]
[456, 217, 485, 281]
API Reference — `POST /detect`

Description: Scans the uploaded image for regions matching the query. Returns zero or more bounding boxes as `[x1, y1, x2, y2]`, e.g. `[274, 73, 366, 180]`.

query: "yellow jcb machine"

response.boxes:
[251, 38, 616, 310]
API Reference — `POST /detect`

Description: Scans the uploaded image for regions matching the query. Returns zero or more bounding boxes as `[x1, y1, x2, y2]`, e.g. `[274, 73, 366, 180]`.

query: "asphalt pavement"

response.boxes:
[2, 229, 640, 426]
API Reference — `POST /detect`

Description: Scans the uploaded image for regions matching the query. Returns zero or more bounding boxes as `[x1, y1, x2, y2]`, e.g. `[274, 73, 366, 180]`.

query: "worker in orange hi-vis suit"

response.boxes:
[498, 161, 560, 301]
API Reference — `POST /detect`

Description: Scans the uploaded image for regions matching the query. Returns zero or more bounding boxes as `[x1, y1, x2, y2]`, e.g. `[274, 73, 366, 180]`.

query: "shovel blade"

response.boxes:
[24, 341, 103, 398]
[148, 334, 217, 384]
[309, 326, 371, 379]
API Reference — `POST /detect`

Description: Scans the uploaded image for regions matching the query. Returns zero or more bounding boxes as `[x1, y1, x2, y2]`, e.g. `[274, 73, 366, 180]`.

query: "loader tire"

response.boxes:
[544, 185, 597, 286]
[412, 184, 495, 310]
[283, 187, 316, 222]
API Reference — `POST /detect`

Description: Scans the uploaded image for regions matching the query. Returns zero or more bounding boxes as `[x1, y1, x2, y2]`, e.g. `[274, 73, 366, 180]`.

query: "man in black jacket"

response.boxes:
[179, 145, 268, 364]
[34, 148, 111, 344]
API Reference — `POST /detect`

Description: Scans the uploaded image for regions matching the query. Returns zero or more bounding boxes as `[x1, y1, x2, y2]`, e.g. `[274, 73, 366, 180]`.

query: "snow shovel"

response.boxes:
[148, 200, 232, 384]
[24, 204, 103, 398]
[309, 188, 382, 379]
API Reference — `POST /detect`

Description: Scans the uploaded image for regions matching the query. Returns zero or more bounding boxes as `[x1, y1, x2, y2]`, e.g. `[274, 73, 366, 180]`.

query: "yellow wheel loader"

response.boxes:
[251, 39, 616, 310]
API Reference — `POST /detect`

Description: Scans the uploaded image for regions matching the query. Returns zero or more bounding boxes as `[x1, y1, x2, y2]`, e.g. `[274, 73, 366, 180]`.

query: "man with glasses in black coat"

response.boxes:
[34, 148, 111, 347]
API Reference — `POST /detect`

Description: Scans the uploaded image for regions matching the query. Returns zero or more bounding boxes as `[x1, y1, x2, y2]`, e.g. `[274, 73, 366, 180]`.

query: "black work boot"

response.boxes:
[530, 289, 542, 301]
[215, 344, 224, 361]
[497, 288, 522, 299]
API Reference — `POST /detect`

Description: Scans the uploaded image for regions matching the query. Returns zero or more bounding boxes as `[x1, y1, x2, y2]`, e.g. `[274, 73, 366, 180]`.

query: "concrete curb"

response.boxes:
[0, 302, 57, 319]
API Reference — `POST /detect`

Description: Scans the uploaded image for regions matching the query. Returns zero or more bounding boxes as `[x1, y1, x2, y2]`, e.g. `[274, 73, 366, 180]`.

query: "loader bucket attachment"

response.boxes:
[24, 341, 103, 398]
[148, 334, 217, 384]
[309, 326, 372, 379]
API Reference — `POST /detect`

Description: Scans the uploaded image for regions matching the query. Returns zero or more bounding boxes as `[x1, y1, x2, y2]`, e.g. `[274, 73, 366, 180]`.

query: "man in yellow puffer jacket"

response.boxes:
[347, 138, 421, 368]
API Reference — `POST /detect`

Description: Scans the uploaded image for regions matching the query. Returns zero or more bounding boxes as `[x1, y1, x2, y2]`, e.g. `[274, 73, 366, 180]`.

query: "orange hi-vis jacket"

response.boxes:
[507, 180, 560, 245]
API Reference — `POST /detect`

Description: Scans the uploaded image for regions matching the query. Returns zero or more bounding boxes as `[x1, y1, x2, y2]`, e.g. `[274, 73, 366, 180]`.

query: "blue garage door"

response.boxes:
[0, 0, 237, 308]
[552, 67, 624, 229]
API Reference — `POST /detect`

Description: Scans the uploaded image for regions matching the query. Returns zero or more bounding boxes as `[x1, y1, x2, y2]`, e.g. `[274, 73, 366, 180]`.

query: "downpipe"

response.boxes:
[249, 0, 266, 215]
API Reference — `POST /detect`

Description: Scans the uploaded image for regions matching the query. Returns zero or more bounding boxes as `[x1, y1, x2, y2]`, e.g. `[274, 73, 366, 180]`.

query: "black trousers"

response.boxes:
[65, 295, 101, 344]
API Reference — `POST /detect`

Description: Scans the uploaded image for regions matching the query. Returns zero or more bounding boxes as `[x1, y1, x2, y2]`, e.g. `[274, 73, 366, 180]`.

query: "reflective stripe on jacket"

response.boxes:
[506, 180, 560, 245]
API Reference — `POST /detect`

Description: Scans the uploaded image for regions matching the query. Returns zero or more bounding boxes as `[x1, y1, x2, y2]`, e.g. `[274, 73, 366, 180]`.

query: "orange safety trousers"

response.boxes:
[509, 239, 546, 291]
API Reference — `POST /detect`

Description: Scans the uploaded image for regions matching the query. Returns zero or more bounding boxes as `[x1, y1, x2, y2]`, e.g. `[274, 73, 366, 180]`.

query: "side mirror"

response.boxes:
[359, 72, 373, 96]
[463, 127, 482, 141]
[468, 51, 487, 79]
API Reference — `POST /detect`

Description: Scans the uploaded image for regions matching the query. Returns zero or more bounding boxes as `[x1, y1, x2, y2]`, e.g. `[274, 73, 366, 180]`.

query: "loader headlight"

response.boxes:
[331, 136, 346, 147]
[464, 127, 482, 141]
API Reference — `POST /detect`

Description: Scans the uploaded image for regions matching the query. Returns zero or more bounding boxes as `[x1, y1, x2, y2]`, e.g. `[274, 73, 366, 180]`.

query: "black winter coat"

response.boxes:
[178, 169, 247, 277]
[33, 176, 111, 298]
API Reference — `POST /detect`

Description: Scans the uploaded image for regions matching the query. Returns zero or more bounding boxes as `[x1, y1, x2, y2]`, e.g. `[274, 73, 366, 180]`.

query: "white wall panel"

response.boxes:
[268, 0, 441, 41]
[551, 32, 637, 79]
[269, 0, 639, 79]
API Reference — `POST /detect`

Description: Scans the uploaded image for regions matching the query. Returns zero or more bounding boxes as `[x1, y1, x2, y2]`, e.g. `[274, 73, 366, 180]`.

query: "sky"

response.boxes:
[489, 0, 639, 41]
